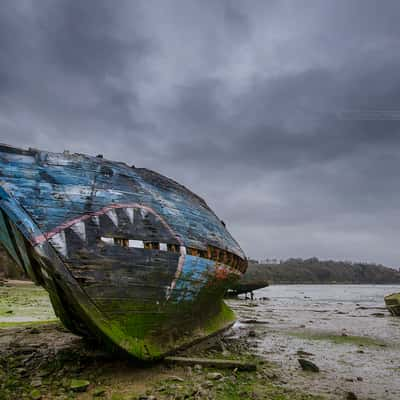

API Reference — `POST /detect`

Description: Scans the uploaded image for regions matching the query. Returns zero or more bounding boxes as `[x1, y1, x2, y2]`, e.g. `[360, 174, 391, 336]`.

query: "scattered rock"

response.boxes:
[296, 350, 314, 357]
[30, 389, 41, 400]
[69, 379, 90, 392]
[298, 358, 320, 372]
[31, 378, 42, 387]
[194, 364, 202, 372]
[265, 372, 279, 380]
[241, 319, 269, 324]
[16, 367, 27, 376]
[248, 330, 257, 338]
[371, 313, 385, 318]
[356, 377, 363, 382]
[201, 380, 214, 389]
[346, 391, 358, 400]
[206, 372, 223, 380]
[29, 327, 40, 334]
[93, 387, 106, 397]
[168, 375, 184, 382]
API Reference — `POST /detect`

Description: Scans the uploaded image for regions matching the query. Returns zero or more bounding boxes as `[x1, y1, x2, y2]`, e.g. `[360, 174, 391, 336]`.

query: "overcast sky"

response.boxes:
[1, 1, 400, 266]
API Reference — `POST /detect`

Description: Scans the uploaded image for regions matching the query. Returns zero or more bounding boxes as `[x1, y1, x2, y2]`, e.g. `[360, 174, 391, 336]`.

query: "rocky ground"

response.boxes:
[2, 282, 399, 400]
[0, 321, 323, 400]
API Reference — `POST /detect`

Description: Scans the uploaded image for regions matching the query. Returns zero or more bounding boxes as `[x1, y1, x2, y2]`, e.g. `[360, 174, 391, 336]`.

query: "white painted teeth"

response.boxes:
[49, 231, 68, 257]
[49, 206, 153, 257]
[128, 239, 144, 248]
[71, 221, 86, 241]
[140, 208, 148, 219]
[123, 207, 134, 224]
[106, 209, 119, 227]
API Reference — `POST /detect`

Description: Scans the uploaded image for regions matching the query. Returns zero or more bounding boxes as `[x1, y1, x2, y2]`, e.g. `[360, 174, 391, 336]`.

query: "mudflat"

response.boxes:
[1, 282, 400, 399]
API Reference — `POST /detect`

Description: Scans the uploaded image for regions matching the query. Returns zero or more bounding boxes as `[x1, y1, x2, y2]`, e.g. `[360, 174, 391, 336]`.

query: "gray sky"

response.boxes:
[1, 1, 400, 266]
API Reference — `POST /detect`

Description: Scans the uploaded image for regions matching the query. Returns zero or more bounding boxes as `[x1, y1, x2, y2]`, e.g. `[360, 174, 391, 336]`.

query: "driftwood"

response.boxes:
[164, 356, 257, 371]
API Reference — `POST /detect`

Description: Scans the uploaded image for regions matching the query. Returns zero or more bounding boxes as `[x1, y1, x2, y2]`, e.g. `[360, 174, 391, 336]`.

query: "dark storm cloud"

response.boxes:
[1, 1, 400, 265]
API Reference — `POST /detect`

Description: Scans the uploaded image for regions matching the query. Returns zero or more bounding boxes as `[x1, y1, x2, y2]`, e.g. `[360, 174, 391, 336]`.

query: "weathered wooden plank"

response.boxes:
[164, 356, 257, 371]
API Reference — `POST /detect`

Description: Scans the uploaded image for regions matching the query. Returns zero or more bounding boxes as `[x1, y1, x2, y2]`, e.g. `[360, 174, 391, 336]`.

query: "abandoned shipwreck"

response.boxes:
[0, 144, 247, 360]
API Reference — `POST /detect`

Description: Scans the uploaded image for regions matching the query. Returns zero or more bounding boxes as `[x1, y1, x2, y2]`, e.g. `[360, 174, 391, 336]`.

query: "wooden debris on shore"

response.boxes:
[164, 356, 257, 371]
[384, 293, 400, 316]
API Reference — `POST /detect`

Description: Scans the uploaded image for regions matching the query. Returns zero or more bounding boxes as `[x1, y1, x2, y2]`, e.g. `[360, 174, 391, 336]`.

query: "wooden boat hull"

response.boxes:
[385, 293, 400, 316]
[0, 144, 247, 359]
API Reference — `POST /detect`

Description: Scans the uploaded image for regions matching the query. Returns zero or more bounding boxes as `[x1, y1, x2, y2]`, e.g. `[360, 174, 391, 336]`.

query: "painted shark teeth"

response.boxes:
[140, 208, 148, 219]
[71, 221, 86, 241]
[123, 208, 134, 224]
[49, 231, 68, 257]
[48, 205, 169, 256]
[106, 209, 118, 227]
[91, 215, 100, 226]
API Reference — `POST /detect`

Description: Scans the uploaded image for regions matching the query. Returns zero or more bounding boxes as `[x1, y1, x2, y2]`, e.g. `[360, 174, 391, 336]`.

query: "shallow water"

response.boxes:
[228, 284, 400, 400]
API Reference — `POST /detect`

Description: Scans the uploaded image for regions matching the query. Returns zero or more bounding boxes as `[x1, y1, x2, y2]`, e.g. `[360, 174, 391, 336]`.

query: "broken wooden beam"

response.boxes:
[164, 356, 257, 371]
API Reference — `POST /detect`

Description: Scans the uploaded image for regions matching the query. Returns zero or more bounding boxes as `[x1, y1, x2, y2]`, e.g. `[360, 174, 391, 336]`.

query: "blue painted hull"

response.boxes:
[0, 144, 247, 359]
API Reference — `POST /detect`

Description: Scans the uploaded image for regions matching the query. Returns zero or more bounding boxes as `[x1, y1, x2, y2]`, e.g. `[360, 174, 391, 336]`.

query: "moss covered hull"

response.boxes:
[0, 144, 247, 359]
[385, 293, 400, 316]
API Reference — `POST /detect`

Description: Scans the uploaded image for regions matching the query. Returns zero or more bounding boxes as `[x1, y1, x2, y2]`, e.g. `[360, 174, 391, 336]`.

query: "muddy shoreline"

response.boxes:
[0, 321, 323, 400]
[1, 282, 399, 399]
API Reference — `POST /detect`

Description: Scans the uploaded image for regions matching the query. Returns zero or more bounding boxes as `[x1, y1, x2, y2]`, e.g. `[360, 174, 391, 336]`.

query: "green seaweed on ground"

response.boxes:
[149, 367, 325, 400]
[0, 284, 56, 322]
[0, 319, 58, 328]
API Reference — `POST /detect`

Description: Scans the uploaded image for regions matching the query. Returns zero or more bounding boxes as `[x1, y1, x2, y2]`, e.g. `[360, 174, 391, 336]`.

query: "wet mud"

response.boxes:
[0, 281, 320, 400]
[228, 284, 400, 399]
[1, 282, 400, 399]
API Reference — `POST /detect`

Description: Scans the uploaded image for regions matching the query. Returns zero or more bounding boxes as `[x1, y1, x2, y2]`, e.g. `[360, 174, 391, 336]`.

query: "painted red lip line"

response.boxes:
[32, 203, 183, 246]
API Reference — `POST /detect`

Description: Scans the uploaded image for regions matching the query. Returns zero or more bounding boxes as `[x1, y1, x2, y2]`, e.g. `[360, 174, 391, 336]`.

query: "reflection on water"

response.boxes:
[228, 284, 400, 400]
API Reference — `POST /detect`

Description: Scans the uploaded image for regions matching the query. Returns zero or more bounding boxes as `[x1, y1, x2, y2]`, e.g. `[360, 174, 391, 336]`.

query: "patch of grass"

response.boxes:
[290, 331, 388, 347]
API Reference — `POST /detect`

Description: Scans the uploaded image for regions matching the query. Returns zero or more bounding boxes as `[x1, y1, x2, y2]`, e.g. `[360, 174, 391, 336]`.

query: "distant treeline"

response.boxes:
[240, 257, 400, 285]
